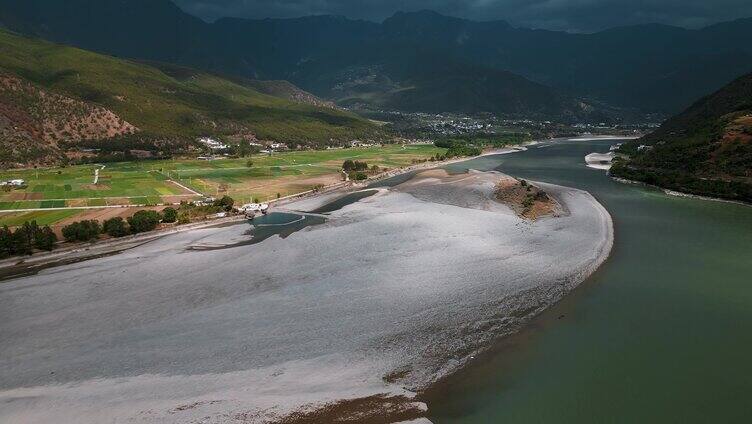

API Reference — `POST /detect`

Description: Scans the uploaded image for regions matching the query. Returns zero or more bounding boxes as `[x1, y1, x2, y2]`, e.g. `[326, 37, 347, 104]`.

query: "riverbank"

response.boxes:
[421, 137, 752, 424]
[611, 176, 752, 208]
[0, 148, 516, 280]
[581, 146, 752, 208]
[1, 137, 618, 423]
[0, 215, 248, 281]
[0, 156, 613, 424]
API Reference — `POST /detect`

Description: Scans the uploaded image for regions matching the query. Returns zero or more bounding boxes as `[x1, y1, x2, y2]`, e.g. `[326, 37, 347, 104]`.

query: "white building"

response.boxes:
[198, 137, 229, 150]
[269, 143, 288, 150]
[1, 179, 25, 187]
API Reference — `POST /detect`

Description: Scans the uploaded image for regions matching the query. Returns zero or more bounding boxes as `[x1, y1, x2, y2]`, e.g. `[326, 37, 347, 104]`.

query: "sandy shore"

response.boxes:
[0, 163, 613, 423]
[585, 151, 616, 170]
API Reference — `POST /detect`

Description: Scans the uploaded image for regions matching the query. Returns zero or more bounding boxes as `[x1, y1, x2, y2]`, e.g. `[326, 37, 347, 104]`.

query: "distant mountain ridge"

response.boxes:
[612, 72, 752, 202]
[4, 1, 750, 119]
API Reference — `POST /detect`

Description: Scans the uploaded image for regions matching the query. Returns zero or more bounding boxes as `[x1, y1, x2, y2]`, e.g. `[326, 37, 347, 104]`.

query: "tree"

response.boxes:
[127, 210, 160, 234]
[33, 226, 57, 251]
[177, 212, 190, 225]
[0, 222, 56, 256]
[342, 159, 355, 171]
[434, 139, 453, 148]
[161, 207, 178, 223]
[213, 195, 234, 211]
[234, 142, 258, 157]
[246, 159, 254, 168]
[351, 172, 368, 181]
[103, 217, 129, 237]
[0, 225, 13, 258]
[21, 221, 38, 246]
[62, 220, 101, 242]
[10, 226, 33, 255]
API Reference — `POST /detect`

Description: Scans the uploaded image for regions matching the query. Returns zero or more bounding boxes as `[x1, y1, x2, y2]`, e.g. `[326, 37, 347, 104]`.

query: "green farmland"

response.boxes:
[0, 144, 445, 227]
[155, 144, 445, 201]
[0, 165, 192, 208]
[0, 210, 83, 227]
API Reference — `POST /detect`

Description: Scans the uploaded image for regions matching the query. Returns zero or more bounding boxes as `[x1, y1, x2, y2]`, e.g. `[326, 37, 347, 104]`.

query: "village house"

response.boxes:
[198, 137, 229, 150]
[1, 179, 25, 187]
[269, 142, 288, 151]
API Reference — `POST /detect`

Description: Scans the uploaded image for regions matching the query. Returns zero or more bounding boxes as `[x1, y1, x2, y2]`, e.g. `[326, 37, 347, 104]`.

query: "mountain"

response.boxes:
[143, 61, 338, 109]
[0, 0, 222, 71]
[0, 3, 614, 120]
[0, 72, 136, 166]
[240, 80, 337, 109]
[288, 42, 602, 120]
[611, 72, 752, 202]
[374, 12, 752, 113]
[0, 29, 382, 167]
[2, 2, 751, 117]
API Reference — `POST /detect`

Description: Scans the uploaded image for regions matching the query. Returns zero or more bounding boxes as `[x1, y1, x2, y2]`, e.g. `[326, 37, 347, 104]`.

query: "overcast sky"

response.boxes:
[172, 0, 752, 32]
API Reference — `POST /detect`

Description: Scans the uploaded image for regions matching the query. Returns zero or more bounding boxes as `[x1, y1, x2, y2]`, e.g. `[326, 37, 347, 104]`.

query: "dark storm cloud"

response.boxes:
[173, 0, 752, 32]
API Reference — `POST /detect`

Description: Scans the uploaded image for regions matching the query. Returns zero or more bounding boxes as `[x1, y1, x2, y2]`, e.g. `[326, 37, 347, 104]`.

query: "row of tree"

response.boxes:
[1, 197, 236, 259]
[61, 208, 178, 242]
[0, 221, 57, 258]
[342, 160, 369, 172]
[433, 139, 483, 157]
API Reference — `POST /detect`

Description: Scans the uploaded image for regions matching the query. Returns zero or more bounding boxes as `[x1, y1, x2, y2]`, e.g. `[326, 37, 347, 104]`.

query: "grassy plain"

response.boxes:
[159, 144, 445, 201]
[0, 144, 444, 226]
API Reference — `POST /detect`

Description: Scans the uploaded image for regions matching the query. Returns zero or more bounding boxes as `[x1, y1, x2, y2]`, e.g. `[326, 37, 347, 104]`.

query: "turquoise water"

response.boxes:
[425, 139, 752, 423]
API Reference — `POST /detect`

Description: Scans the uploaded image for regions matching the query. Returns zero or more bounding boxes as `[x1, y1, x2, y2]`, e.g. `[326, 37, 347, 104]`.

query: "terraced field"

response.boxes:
[0, 144, 444, 227]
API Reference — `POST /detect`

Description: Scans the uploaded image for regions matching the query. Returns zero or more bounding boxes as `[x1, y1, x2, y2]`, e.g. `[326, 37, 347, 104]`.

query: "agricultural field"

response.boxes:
[0, 209, 83, 227]
[0, 164, 197, 227]
[0, 165, 195, 208]
[155, 144, 446, 202]
[0, 144, 445, 227]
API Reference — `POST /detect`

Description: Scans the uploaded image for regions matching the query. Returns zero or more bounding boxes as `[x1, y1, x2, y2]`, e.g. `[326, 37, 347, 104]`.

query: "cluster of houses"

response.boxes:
[349, 140, 380, 148]
[259, 143, 288, 154]
[198, 137, 230, 151]
[197, 137, 291, 154]
[197, 136, 383, 156]
[1, 179, 25, 188]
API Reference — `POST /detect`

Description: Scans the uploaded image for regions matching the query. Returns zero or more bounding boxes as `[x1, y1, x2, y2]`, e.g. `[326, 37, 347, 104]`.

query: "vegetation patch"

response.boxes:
[495, 177, 561, 220]
[614, 72, 752, 202]
[0, 28, 386, 167]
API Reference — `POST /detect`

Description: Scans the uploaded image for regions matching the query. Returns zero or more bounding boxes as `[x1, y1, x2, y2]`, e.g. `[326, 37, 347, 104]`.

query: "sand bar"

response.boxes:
[0, 168, 613, 423]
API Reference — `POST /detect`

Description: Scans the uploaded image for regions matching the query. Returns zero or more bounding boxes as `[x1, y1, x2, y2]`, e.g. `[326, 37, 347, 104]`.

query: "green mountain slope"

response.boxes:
[0, 29, 382, 164]
[0, 72, 137, 166]
[2, 2, 751, 116]
[612, 72, 752, 202]
[0, 2, 620, 120]
[292, 45, 601, 120]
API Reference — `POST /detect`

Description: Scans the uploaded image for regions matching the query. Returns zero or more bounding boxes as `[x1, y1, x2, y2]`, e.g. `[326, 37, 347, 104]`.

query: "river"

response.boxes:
[2, 138, 750, 423]
[424, 138, 752, 422]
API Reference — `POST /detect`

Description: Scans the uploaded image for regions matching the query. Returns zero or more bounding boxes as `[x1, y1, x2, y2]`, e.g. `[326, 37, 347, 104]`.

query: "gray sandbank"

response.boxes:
[0, 169, 613, 423]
